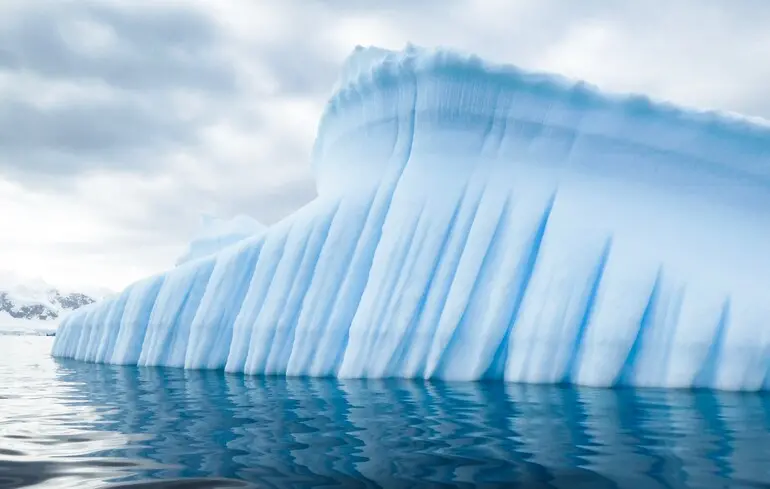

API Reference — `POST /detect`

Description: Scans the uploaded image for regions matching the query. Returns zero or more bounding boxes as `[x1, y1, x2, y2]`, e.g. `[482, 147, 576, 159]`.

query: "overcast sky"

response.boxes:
[2, 0, 769, 291]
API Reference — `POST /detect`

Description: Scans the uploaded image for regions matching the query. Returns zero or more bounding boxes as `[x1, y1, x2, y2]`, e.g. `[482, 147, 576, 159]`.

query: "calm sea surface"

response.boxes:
[1, 335, 769, 488]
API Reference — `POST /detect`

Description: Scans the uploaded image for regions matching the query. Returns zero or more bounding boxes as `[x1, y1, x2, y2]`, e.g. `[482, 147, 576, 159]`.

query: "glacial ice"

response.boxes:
[53, 45, 770, 391]
[175, 214, 266, 266]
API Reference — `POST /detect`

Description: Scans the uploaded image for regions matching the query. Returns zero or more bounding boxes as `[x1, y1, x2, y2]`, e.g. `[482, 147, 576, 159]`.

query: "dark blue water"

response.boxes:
[1, 336, 770, 488]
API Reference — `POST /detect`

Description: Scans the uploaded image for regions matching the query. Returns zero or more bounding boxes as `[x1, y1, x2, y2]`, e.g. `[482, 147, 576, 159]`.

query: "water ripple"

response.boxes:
[1, 337, 769, 488]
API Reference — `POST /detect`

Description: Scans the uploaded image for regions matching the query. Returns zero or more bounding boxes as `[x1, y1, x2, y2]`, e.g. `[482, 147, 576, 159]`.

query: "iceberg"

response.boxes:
[53, 45, 770, 391]
[175, 214, 266, 266]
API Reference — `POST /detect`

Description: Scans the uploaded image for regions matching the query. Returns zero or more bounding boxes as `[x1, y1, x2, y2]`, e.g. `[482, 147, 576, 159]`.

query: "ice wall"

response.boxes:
[175, 214, 266, 266]
[53, 45, 770, 391]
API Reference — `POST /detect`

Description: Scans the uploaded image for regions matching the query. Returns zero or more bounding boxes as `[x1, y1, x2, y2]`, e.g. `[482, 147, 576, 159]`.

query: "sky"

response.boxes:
[2, 0, 770, 292]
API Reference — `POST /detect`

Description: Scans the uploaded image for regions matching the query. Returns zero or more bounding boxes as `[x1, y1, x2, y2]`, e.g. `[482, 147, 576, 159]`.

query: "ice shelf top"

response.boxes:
[312, 45, 770, 190]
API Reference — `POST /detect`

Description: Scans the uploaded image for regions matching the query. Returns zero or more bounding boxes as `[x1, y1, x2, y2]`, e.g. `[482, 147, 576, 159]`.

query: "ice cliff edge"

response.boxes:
[53, 45, 770, 391]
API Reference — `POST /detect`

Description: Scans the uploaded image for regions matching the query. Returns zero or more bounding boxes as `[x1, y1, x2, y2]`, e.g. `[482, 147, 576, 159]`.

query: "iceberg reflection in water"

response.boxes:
[14, 352, 768, 488]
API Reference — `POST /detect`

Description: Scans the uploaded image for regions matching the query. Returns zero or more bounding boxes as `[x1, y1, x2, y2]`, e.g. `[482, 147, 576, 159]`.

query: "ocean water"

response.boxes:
[1, 336, 770, 488]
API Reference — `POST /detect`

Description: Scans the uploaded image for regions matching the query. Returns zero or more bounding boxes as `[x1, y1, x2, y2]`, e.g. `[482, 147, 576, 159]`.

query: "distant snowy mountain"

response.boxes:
[0, 271, 108, 335]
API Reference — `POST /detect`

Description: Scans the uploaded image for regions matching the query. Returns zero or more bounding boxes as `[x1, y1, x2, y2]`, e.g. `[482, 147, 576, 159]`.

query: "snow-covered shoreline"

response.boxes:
[0, 313, 57, 336]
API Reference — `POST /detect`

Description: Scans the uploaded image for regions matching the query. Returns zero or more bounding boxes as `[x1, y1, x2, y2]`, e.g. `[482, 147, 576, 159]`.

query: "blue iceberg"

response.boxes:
[53, 46, 770, 391]
[175, 214, 266, 266]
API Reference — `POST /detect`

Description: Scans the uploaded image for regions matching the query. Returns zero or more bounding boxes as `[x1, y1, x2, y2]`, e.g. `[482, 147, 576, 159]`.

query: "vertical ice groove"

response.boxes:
[207, 247, 265, 368]
[504, 222, 608, 384]
[225, 226, 292, 373]
[313, 194, 393, 377]
[51, 318, 67, 356]
[492, 193, 571, 382]
[263, 202, 340, 375]
[65, 308, 83, 359]
[73, 307, 96, 361]
[183, 240, 262, 370]
[572, 258, 663, 388]
[83, 300, 113, 362]
[257, 224, 317, 374]
[711, 298, 770, 391]
[140, 281, 194, 365]
[425, 193, 511, 379]
[364, 206, 433, 377]
[285, 195, 376, 377]
[67, 305, 87, 358]
[367, 179, 479, 378]
[628, 281, 686, 388]
[383, 195, 466, 378]
[480, 197, 554, 380]
[162, 260, 217, 367]
[56, 305, 83, 358]
[243, 218, 318, 375]
[420, 181, 503, 378]
[61, 312, 79, 358]
[615, 270, 663, 386]
[93, 291, 128, 363]
[439, 197, 513, 379]
[338, 201, 426, 377]
[757, 339, 770, 391]
[504, 203, 618, 384]
[659, 290, 730, 388]
[109, 275, 165, 365]
[67, 311, 88, 358]
[51, 317, 67, 357]
[67, 313, 85, 358]
[78, 304, 101, 361]
[561, 239, 612, 383]
[91, 303, 115, 360]
[693, 300, 730, 388]
[54, 315, 70, 357]
[138, 261, 204, 366]
[396, 178, 489, 379]
[763, 364, 770, 391]
[75, 305, 96, 361]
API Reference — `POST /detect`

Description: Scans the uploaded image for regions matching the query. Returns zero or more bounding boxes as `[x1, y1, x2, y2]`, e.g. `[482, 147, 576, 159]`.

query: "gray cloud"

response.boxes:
[0, 90, 224, 184]
[0, 2, 235, 92]
[0, 0, 244, 185]
[254, 45, 338, 96]
[0, 97, 193, 159]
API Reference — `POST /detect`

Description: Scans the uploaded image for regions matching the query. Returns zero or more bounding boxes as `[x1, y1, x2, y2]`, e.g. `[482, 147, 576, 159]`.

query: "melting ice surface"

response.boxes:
[54, 46, 770, 391]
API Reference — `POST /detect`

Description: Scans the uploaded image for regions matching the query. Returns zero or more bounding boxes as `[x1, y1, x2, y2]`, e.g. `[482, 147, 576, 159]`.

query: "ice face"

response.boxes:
[53, 46, 770, 391]
[175, 214, 266, 266]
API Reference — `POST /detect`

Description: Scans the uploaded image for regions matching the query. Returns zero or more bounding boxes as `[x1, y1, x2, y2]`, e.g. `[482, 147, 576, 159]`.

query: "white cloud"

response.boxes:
[2, 0, 769, 291]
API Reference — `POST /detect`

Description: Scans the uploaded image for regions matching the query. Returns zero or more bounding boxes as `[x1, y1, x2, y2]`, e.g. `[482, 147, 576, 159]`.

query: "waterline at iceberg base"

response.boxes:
[53, 46, 770, 391]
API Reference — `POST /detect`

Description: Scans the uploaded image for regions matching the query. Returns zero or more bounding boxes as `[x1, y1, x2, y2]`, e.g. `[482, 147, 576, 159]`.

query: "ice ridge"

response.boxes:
[53, 45, 770, 391]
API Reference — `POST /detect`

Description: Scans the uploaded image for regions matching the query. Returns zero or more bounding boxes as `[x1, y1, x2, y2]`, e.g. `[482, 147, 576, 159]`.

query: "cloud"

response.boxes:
[0, 1, 240, 185]
[2, 0, 770, 290]
[0, 2, 235, 92]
